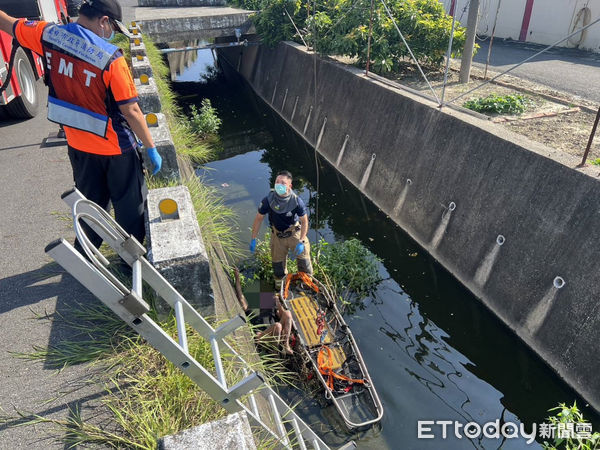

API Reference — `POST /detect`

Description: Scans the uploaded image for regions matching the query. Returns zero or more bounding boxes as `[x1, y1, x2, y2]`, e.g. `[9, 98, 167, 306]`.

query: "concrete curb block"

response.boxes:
[136, 76, 162, 113]
[131, 41, 147, 57]
[145, 112, 181, 179]
[145, 186, 214, 317]
[158, 411, 255, 449]
[132, 55, 153, 78]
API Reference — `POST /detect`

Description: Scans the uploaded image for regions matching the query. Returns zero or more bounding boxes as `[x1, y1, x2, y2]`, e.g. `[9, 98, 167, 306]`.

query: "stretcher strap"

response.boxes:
[317, 345, 365, 391]
[283, 272, 319, 299]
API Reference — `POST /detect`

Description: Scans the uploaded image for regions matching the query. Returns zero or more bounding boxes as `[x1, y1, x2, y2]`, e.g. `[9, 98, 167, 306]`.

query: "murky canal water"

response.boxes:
[166, 48, 599, 449]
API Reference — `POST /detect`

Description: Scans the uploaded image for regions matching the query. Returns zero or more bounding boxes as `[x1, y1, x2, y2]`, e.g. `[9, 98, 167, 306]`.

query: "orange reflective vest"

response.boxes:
[41, 23, 119, 137]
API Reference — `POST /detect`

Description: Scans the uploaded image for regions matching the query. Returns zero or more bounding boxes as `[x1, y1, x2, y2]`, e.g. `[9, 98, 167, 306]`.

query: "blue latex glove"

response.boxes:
[147, 147, 162, 175]
[294, 242, 305, 256]
[249, 238, 257, 253]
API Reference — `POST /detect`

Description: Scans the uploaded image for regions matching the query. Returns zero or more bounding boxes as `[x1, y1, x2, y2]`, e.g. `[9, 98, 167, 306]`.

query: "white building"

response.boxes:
[440, 0, 600, 52]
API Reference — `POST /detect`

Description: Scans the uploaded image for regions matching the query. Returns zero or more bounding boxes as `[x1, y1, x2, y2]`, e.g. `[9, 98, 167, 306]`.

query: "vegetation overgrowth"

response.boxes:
[233, 0, 468, 73]
[143, 36, 216, 164]
[190, 99, 222, 138]
[15, 295, 290, 448]
[542, 402, 600, 450]
[463, 93, 529, 115]
[238, 235, 382, 313]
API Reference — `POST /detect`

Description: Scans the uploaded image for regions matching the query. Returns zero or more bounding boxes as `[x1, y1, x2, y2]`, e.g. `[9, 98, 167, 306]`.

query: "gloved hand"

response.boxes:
[249, 238, 257, 253]
[294, 242, 305, 256]
[147, 147, 162, 175]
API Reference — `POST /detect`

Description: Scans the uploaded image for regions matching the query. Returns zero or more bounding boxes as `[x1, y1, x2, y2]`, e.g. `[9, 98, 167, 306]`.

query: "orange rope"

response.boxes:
[282, 272, 319, 299]
[317, 346, 365, 391]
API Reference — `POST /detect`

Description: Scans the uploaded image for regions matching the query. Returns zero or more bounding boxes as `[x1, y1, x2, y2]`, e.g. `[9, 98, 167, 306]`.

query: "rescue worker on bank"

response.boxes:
[250, 170, 313, 288]
[0, 0, 162, 249]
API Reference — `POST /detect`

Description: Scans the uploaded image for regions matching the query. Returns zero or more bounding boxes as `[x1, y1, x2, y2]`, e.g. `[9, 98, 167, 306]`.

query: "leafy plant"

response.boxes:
[463, 93, 529, 115]
[314, 238, 382, 302]
[589, 158, 600, 166]
[238, 236, 382, 313]
[190, 99, 222, 138]
[542, 402, 600, 450]
[233, 0, 468, 70]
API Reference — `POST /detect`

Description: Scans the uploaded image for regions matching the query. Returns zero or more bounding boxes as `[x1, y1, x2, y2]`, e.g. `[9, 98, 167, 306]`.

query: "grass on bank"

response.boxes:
[14, 283, 293, 448]
[143, 36, 216, 164]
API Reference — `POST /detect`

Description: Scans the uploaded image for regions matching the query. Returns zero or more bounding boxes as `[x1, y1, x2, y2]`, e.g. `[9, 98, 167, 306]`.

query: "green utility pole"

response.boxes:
[459, 0, 480, 83]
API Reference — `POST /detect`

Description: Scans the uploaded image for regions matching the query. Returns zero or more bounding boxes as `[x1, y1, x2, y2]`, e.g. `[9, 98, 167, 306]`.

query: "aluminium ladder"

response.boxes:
[46, 188, 354, 450]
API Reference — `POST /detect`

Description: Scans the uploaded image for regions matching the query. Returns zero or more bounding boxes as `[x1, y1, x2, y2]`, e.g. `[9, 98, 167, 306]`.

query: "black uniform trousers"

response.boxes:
[68, 146, 147, 250]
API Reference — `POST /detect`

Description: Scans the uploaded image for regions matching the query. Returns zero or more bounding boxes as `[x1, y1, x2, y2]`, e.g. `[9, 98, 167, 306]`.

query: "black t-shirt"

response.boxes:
[258, 193, 307, 231]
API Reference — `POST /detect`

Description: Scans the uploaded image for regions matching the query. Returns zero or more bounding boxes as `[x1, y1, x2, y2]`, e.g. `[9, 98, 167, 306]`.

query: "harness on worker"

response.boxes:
[0, 38, 20, 96]
[317, 345, 366, 391]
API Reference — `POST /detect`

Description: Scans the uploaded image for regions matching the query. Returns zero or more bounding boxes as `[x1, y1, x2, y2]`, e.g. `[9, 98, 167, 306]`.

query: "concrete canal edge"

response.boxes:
[126, 24, 257, 447]
[219, 41, 600, 413]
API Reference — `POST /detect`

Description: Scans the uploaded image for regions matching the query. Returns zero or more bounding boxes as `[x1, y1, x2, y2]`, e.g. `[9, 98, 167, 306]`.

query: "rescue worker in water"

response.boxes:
[250, 170, 313, 289]
[0, 0, 161, 250]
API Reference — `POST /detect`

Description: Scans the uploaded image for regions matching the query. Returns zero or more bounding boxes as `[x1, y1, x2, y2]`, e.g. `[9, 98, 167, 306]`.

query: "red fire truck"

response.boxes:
[0, 0, 71, 119]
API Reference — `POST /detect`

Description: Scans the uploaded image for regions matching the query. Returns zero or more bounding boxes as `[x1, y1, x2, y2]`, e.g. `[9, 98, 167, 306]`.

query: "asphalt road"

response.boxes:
[472, 39, 600, 103]
[0, 83, 109, 449]
[0, 2, 139, 447]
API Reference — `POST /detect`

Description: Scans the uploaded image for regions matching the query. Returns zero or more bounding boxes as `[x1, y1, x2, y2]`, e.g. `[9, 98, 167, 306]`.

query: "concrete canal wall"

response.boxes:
[219, 42, 600, 412]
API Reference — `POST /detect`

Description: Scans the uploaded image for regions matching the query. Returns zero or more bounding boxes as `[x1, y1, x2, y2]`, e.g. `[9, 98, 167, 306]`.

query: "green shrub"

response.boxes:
[589, 158, 600, 166]
[542, 402, 600, 450]
[463, 93, 528, 115]
[239, 236, 382, 312]
[190, 99, 222, 138]
[240, 0, 467, 70]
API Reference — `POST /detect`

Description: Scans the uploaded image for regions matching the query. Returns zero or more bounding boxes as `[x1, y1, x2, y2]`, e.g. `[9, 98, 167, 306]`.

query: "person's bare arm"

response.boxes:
[251, 212, 265, 240]
[0, 10, 17, 36]
[299, 214, 309, 242]
[118, 102, 155, 148]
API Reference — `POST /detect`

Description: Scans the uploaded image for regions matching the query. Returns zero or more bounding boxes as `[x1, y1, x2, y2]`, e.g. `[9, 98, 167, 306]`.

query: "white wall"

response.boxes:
[439, 0, 600, 52]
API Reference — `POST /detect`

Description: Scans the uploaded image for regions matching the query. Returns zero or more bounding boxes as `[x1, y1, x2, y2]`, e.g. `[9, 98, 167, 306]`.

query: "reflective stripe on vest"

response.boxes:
[48, 95, 108, 137]
[41, 24, 118, 137]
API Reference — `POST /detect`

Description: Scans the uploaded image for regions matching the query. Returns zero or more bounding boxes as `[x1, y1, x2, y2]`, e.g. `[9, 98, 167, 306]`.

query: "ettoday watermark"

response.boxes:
[417, 420, 594, 444]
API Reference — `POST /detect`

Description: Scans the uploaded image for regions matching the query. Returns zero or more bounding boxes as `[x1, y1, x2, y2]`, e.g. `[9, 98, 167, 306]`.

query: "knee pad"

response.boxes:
[273, 261, 286, 279]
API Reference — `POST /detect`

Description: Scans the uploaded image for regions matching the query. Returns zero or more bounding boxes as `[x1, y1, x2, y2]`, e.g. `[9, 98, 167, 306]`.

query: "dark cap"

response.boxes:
[81, 0, 132, 36]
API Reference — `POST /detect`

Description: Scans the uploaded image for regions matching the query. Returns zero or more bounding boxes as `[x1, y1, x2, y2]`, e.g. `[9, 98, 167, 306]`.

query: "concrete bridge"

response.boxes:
[135, 4, 254, 43]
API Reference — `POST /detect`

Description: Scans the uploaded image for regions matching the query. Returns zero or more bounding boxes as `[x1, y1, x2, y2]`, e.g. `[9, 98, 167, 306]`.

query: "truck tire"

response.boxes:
[5, 47, 40, 119]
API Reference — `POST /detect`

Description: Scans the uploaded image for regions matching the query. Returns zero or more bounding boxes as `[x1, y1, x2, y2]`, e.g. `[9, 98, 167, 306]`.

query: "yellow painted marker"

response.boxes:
[159, 198, 178, 216]
[146, 113, 158, 127]
[140, 74, 150, 85]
